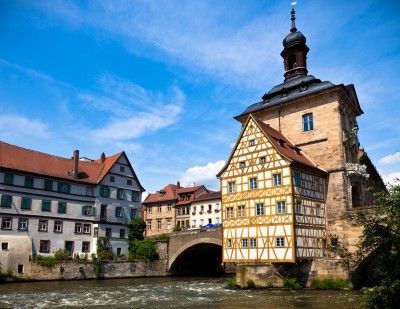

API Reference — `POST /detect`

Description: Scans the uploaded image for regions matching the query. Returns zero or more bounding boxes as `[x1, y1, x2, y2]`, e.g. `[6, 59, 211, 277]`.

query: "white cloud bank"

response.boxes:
[180, 160, 225, 190]
[0, 115, 51, 139]
[378, 152, 400, 165]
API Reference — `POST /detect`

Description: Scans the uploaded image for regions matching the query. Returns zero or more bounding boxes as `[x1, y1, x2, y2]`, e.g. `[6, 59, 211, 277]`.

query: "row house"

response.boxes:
[142, 182, 219, 236]
[0, 142, 144, 275]
[191, 191, 222, 228]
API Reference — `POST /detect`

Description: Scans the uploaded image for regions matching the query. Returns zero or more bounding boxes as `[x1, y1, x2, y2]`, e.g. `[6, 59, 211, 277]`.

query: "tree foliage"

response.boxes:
[347, 181, 400, 283]
[128, 239, 159, 262]
[125, 218, 146, 242]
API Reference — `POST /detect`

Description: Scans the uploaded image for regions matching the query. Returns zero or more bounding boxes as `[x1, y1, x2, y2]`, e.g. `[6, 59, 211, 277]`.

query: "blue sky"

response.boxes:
[1, 0, 399, 195]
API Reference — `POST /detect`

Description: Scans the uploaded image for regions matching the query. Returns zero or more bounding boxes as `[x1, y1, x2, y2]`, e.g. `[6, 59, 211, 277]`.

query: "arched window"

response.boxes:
[288, 54, 297, 70]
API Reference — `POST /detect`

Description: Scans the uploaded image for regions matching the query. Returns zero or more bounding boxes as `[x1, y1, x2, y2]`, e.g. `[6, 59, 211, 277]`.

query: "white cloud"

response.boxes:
[378, 152, 400, 165]
[180, 160, 225, 190]
[381, 172, 400, 186]
[0, 115, 51, 139]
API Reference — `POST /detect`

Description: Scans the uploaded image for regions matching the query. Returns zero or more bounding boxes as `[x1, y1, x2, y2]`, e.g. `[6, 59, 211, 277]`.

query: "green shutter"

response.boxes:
[82, 205, 85, 215]
[4, 173, 14, 184]
[115, 207, 118, 217]
[67, 184, 71, 193]
[121, 208, 126, 218]
[92, 207, 97, 215]
[57, 182, 62, 191]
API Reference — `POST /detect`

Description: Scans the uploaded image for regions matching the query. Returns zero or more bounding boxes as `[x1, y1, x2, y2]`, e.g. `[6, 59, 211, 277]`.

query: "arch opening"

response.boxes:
[169, 243, 224, 276]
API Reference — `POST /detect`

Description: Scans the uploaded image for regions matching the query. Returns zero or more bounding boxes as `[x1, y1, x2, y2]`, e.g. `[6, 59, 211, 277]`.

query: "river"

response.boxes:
[0, 277, 360, 309]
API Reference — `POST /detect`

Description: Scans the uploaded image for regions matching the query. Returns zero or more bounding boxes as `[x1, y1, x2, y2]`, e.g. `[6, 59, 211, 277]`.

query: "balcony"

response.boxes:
[346, 163, 369, 185]
[95, 215, 130, 224]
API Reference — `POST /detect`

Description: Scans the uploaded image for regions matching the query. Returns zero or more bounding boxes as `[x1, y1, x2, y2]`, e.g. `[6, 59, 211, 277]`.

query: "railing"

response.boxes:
[95, 215, 131, 224]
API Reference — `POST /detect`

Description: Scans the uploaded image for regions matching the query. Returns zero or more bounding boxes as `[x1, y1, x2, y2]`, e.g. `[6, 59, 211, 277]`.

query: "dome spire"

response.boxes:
[290, 3, 297, 33]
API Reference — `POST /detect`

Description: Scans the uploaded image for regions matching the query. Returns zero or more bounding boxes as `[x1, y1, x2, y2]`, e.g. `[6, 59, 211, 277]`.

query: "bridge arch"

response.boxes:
[168, 232, 223, 276]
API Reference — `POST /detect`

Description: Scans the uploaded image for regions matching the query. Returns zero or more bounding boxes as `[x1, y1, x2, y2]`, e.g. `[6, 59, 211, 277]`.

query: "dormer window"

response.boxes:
[249, 139, 255, 146]
[120, 166, 125, 172]
[278, 139, 285, 147]
[260, 157, 266, 164]
[239, 161, 245, 168]
[159, 190, 165, 197]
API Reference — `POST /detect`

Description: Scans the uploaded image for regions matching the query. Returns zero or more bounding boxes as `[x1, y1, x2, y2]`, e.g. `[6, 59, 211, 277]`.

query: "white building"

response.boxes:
[0, 142, 144, 275]
[190, 191, 222, 229]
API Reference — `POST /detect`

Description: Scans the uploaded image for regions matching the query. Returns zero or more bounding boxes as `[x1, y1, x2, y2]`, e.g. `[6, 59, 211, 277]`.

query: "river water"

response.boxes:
[0, 277, 360, 309]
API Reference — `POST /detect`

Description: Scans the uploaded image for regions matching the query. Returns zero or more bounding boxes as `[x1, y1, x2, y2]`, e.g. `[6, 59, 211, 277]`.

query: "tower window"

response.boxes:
[302, 113, 314, 131]
[288, 54, 297, 70]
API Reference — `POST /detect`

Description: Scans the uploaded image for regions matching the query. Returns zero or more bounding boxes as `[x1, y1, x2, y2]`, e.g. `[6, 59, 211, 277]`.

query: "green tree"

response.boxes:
[347, 180, 400, 308]
[125, 218, 146, 242]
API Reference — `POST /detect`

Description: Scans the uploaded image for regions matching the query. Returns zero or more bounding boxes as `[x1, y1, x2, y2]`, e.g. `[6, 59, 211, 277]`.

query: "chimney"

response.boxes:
[177, 181, 181, 188]
[73, 150, 79, 179]
[100, 152, 106, 163]
[191, 182, 195, 187]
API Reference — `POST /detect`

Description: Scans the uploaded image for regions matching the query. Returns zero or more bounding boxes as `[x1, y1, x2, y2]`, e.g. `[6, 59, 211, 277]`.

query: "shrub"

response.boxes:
[267, 281, 274, 288]
[361, 280, 400, 309]
[246, 279, 256, 289]
[54, 249, 69, 261]
[283, 278, 303, 290]
[35, 255, 57, 267]
[155, 234, 170, 241]
[229, 276, 237, 288]
[0, 266, 14, 280]
[80, 253, 89, 262]
[173, 225, 182, 232]
[129, 239, 159, 262]
[311, 278, 351, 290]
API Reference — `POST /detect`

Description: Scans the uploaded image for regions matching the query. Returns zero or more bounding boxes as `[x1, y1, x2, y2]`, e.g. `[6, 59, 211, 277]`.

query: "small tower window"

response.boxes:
[288, 54, 297, 70]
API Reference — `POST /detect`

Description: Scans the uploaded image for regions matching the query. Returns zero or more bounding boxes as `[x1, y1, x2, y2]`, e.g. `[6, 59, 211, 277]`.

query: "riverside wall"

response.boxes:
[24, 241, 168, 281]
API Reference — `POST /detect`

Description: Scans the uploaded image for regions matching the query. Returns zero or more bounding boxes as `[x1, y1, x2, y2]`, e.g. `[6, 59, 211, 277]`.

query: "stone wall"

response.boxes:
[236, 258, 349, 288]
[26, 241, 168, 281]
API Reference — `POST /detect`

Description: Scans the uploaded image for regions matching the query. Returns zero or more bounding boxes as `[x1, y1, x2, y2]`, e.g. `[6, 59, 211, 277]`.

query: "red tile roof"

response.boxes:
[143, 184, 208, 205]
[193, 191, 221, 202]
[0, 141, 145, 190]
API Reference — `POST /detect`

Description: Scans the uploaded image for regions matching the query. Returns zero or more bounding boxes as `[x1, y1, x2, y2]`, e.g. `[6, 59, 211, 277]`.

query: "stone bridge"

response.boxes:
[167, 227, 224, 276]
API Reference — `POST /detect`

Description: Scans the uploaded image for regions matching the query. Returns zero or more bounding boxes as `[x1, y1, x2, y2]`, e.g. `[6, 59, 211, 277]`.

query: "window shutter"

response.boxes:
[67, 184, 71, 193]
[57, 182, 62, 191]
[82, 205, 85, 215]
[93, 207, 97, 215]
[121, 208, 126, 218]
[130, 209, 134, 220]
[115, 207, 118, 217]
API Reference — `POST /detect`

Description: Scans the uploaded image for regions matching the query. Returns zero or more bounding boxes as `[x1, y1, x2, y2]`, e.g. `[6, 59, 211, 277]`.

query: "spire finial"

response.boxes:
[290, 2, 297, 32]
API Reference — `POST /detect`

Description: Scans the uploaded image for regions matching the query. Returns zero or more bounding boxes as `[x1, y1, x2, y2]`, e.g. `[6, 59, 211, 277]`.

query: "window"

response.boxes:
[105, 228, 112, 237]
[1, 217, 12, 230]
[54, 221, 63, 233]
[294, 172, 301, 186]
[120, 166, 125, 172]
[277, 201, 286, 214]
[38, 220, 48, 232]
[315, 178, 321, 191]
[276, 237, 285, 247]
[273, 174, 282, 186]
[167, 219, 171, 230]
[227, 239, 232, 248]
[167, 204, 172, 212]
[84, 224, 91, 234]
[110, 176, 115, 182]
[226, 207, 234, 219]
[302, 113, 314, 131]
[86, 187, 94, 197]
[1, 195, 12, 207]
[100, 186, 110, 197]
[238, 205, 245, 217]
[147, 206, 152, 213]
[24, 177, 34, 188]
[157, 220, 161, 230]
[82, 205, 95, 216]
[18, 218, 28, 230]
[249, 178, 257, 190]
[228, 182, 235, 194]
[250, 238, 257, 248]
[242, 239, 248, 248]
[58, 202, 67, 213]
[127, 179, 132, 186]
[42, 200, 51, 212]
[157, 204, 162, 212]
[130, 208, 137, 220]
[4, 173, 14, 185]
[147, 221, 151, 231]
[18, 265, 24, 274]
[57, 182, 71, 193]
[120, 229, 125, 238]
[256, 203, 264, 216]
[132, 191, 140, 202]
[2, 242, 8, 250]
[239, 161, 245, 168]
[296, 201, 302, 214]
[44, 180, 53, 191]
[21, 198, 31, 210]
[249, 139, 255, 146]
[117, 189, 124, 200]
[260, 157, 266, 164]
[82, 241, 90, 253]
[316, 204, 321, 216]
[74, 223, 82, 234]
[39, 240, 50, 252]
[94, 227, 98, 237]
[208, 219, 212, 224]
[116, 248, 121, 256]
[115, 207, 123, 218]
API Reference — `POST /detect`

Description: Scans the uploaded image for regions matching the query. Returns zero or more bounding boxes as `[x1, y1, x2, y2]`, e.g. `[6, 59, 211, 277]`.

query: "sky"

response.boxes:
[0, 0, 399, 196]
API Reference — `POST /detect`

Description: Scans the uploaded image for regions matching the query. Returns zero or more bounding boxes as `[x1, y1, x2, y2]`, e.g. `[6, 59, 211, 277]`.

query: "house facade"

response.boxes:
[0, 142, 144, 275]
[217, 7, 382, 285]
[191, 191, 222, 229]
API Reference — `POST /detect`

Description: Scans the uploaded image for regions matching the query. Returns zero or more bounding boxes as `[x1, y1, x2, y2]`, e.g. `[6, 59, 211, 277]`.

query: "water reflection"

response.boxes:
[0, 277, 359, 309]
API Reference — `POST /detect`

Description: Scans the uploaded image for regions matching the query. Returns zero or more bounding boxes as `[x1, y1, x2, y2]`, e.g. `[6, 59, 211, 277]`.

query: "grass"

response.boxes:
[34, 255, 57, 267]
[283, 278, 303, 290]
[246, 279, 256, 289]
[311, 278, 352, 290]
